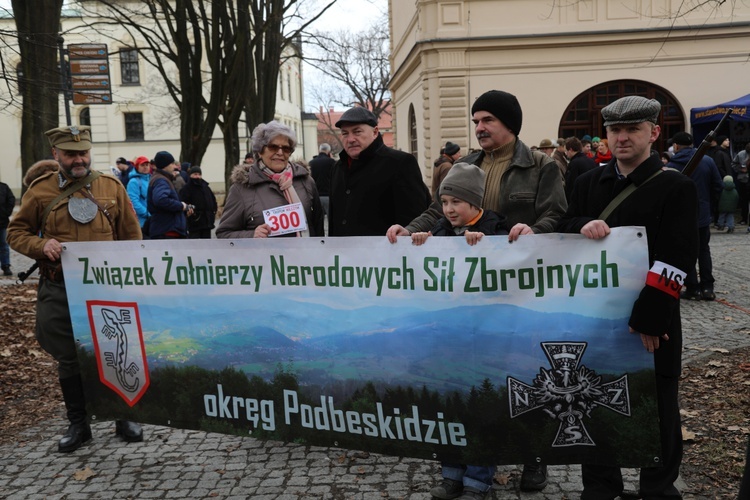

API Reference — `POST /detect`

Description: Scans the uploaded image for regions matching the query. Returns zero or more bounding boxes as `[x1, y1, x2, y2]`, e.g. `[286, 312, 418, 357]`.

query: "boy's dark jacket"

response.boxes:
[430, 209, 509, 236]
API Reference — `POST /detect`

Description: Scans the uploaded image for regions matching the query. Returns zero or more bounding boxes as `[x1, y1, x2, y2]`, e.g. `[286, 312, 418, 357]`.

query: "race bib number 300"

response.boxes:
[264, 203, 307, 236]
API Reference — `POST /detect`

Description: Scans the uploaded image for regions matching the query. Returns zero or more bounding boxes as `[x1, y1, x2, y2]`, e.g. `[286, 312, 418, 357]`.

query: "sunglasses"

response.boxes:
[265, 144, 294, 155]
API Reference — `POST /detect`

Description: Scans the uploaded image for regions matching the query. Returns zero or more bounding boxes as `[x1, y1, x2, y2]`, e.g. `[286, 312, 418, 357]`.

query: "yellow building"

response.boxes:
[388, 0, 750, 184]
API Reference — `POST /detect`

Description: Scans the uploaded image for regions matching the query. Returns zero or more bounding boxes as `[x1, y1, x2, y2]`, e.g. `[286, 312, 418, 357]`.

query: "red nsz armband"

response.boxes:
[645, 261, 686, 299]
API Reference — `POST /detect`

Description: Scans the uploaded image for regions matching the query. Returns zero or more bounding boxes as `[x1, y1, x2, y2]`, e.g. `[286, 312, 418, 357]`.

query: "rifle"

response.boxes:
[682, 108, 733, 177]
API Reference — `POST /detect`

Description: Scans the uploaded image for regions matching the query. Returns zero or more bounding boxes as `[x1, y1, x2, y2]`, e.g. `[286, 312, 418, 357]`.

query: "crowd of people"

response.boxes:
[3, 88, 749, 499]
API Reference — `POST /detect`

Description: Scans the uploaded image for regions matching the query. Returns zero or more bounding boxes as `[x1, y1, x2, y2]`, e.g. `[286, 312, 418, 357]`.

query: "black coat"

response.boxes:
[0, 182, 15, 228]
[180, 178, 218, 232]
[329, 134, 431, 236]
[557, 155, 698, 377]
[564, 152, 597, 201]
[309, 154, 335, 196]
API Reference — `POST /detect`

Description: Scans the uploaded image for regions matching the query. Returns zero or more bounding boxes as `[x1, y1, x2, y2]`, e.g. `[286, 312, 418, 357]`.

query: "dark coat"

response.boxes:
[565, 152, 597, 201]
[329, 134, 431, 236]
[557, 154, 698, 377]
[180, 178, 218, 232]
[148, 170, 187, 238]
[667, 147, 722, 228]
[309, 154, 335, 196]
[430, 209, 509, 237]
[713, 147, 733, 178]
[0, 181, 15, 228]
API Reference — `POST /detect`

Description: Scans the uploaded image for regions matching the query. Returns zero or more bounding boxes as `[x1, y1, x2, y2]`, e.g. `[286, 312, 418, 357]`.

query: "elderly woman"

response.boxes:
[216, 121, 324, 238]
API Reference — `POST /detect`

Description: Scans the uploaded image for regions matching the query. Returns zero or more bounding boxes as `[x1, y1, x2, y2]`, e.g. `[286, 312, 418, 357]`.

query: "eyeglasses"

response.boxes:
[265, 144, 294, 155]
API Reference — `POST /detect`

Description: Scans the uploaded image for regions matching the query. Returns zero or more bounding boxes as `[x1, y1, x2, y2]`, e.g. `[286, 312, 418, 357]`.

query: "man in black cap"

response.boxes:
[7, 125, 144, 452]
[558, 95, 698, 499]
[387, 89, 567, 493]
[328, 107, 431, 236]
[147, 151, 192, 239]
[667, 132, 722, 300]
[431, 141, 462, 195]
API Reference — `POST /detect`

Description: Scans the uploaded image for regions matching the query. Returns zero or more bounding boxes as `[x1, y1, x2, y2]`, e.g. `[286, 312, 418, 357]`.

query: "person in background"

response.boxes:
[7, 125, 144, 452]
[171, 161, 186, 192]
[667, 131, 722, 301]
[660, 151, 672, 165]
[432, 141, 462, 196]
[180, 166, 218, 239]
[557, 96, 698, 500]
[564, 136, 597, 202]
[244, 152, 255, 165]
[127, 155, 151, 232]
[148, 151, 191, 239]
[114, 156, 134, 188]
[538, 138, 556, 158]
[593, 138, 613, 166]
[328, 107, 431, 236]
[309, 142, 335, 220]
[217, 121, 324, 239]
[552, 137, 568, 180]
[581, 138, 594, 159]
[0, 177, 15, 276]
[716, 175, 739, 233]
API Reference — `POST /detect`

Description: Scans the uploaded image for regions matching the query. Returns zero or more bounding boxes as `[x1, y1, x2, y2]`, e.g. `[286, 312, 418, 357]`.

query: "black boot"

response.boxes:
[115, 420, 143, 442]
[58, 375, 92, 453]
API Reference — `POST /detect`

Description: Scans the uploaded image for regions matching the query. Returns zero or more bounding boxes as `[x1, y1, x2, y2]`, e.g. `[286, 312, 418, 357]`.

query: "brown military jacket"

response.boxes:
[7, 170, 141, 261]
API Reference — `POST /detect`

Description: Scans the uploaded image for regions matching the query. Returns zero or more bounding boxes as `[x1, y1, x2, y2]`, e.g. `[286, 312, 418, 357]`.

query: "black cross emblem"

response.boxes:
[507, 342, 630, 447]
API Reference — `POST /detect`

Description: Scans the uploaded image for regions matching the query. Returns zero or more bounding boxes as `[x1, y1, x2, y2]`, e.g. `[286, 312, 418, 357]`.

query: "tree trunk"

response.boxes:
[11, 0, 64, 192]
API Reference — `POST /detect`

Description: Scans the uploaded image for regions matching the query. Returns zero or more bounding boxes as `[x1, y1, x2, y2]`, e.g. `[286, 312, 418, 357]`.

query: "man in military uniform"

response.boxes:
[7, 125, 144, 452]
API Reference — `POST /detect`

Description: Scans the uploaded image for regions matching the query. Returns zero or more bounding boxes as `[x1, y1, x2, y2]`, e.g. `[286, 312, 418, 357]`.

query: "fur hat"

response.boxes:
[153, 151, 175, 170]
[439, 162, 486, 208]
[23, 159, 59, 187]
[471, 90, 523, 136]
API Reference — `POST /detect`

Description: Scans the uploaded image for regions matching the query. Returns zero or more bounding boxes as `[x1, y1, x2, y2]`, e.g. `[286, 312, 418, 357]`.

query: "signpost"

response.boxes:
[67, 43, 112, 106]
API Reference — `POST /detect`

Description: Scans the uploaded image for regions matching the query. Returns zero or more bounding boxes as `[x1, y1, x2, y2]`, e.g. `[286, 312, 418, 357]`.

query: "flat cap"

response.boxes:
[671, 132, 693, 146]
[45, 125, 92, 151]
[335, 107, 378, 128]
[602, 96, 661, 127]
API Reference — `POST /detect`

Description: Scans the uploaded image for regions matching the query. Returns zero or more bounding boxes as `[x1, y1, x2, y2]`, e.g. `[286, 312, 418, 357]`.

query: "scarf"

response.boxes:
[260, 162, 310, 237]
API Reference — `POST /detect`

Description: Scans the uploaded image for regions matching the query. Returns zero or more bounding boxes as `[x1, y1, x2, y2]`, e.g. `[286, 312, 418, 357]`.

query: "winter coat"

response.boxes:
[718, 177, 739, 213]
[180, 178, 218, 232]
[216, 162, 324, 238]
[309, 154, 335, 196]
[430, 209, 509, 237]
[126, 170, 150, 227]
[0, 181, 15, 228]
[565, 152, 597, 201]
[147, 169, 187, 238]
[557, 154, 698, 377]
[329, 134, 432, 236]
[431, 156, 454, 195]
[405, 139, 567, 235]
[667, 147, 722, 228]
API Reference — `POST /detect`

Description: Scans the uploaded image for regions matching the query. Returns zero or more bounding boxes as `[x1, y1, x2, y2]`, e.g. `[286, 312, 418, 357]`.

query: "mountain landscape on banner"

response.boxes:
[73, 297, 647, 394]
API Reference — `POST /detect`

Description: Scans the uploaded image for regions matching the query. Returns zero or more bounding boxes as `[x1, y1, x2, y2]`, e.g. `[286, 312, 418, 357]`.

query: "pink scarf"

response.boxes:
[260, 163, 310, 237]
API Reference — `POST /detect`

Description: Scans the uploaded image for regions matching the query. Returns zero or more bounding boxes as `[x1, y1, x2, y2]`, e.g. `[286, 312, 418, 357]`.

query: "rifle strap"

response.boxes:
[599, 169, 662, 222]
[40, 170, 102, 237]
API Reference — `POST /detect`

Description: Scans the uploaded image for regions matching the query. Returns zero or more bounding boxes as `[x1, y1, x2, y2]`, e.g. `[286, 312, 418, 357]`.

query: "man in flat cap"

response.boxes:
[557, 95, 698, 499]
[328, 106, 431, 236]
[7, 125, 144, 453]
[388, 89, 567, 493]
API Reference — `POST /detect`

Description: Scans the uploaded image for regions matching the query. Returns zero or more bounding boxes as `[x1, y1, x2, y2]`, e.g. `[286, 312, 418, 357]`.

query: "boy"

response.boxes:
[716, 175, 738, 232]
[411, 162, 507, 500]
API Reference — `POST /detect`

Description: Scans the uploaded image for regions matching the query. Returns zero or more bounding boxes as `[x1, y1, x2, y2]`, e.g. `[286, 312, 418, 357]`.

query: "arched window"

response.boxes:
[559, 80, 684, 153]
[409, 104, 418, 158]
[79, 107, 91, 127]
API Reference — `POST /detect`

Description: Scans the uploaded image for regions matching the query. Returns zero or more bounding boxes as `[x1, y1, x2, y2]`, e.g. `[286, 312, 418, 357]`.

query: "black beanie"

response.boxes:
[471, 90, 523, 136]
[439, 162, 486, 208]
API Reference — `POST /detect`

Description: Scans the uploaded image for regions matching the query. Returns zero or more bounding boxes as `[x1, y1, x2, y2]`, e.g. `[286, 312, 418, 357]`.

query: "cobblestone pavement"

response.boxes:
[1, 227, 749, 500]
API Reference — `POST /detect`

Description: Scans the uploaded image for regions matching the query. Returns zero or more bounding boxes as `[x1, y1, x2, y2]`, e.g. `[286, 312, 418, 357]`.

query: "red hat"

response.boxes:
[134, 155, 150, 166]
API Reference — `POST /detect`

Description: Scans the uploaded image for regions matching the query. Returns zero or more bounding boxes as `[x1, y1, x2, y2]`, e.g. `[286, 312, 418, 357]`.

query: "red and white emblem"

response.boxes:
[87, 300, 150, 406]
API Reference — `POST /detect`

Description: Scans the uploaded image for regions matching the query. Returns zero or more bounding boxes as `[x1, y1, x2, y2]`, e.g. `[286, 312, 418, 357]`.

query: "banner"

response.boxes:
[62, 227, 662, 466]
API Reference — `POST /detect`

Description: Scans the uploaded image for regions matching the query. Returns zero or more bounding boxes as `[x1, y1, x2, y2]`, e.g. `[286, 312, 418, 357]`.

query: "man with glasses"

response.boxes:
[328, 107, 431, 236]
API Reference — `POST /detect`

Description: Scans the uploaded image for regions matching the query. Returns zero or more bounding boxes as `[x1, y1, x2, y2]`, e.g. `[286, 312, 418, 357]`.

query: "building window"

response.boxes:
[120, 49, 140, 85]
[559, 80, 683, 153]
[79, 107, 91, 127]
[409, 104, 418, 158]
[124, 112, 144, 141]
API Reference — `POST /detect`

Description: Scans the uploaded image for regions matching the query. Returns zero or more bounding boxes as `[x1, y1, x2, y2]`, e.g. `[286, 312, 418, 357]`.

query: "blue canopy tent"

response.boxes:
[690, 94, 750, 151]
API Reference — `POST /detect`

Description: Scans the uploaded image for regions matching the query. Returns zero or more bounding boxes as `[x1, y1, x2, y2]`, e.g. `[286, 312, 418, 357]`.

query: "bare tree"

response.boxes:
[8, 0, 64, 187]
[306, 17, 391, 120]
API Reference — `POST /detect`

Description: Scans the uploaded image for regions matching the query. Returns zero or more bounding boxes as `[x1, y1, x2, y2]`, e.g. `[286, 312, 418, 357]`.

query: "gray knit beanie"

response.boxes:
[439, 162, 486, 208]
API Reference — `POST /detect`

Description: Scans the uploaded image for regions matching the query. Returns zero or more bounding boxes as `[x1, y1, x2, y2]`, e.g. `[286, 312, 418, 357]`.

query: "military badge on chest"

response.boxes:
[68, 196, 99, 224]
